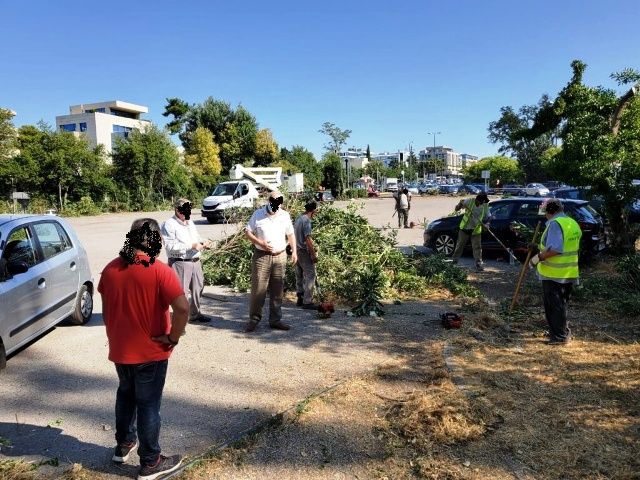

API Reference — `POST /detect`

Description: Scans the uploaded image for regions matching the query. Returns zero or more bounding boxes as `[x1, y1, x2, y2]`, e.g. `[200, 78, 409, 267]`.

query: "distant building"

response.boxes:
[372, 151, 410, 168]
[55, 100, 151, 155]
[338, 147, 369, 169]
[460, 153, 479, 169]
[419, 146, 467, 177]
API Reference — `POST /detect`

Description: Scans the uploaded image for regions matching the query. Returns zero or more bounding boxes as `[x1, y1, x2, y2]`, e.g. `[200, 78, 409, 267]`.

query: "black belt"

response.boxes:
[170, 257, 200, 262]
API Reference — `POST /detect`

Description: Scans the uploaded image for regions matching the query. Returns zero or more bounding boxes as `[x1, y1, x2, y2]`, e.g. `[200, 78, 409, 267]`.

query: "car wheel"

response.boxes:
[206, 217, 216, 224]
[0, 339, 6, 370]
[534, 192, 541, 197]
[71, 284, 93, 325]
[434, 233, 456, 256]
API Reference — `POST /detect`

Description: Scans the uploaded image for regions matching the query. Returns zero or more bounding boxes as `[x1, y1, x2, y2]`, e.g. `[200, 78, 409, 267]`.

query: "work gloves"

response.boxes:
[529, 254, 541, 268]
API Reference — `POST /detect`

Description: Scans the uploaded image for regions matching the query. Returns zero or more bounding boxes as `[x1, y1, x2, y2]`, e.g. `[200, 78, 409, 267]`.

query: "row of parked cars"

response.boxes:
[0, 214, 94, 369]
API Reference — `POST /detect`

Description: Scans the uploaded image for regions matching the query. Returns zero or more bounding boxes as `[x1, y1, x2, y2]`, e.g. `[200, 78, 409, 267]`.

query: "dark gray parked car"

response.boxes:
[0, 214, 93, 369]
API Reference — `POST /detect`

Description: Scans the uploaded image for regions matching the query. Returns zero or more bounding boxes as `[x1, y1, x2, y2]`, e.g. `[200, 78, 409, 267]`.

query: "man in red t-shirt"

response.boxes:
[98, 218, 189, 480]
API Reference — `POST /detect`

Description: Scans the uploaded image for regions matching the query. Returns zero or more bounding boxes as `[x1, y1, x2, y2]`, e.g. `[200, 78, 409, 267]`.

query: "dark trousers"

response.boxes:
[398, 208, 409, 228]
[115, 360, 168, 466]
[542, 280, 573, 341]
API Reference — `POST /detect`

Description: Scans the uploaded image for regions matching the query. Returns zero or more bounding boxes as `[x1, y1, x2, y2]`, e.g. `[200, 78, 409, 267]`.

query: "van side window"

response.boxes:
[2, 227, 38, 267]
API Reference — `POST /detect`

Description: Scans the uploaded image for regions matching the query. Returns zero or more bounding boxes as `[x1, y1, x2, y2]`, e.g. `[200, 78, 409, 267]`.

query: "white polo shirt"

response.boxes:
[246, 207, 294, 253]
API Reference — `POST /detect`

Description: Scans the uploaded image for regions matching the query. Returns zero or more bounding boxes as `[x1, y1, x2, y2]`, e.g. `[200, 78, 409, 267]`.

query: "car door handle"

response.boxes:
[70, 261, 77, 270]
[38, 278, 46, 289]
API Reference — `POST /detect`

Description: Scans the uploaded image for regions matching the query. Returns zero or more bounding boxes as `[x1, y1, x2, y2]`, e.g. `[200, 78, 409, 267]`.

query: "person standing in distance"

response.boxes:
[244, 191, 297, 332]
[162, 198, 210, 323]
[98, 218, 189, 480]
[451, 193, 491, 271]
[397, 187, 411, 228]
[529, 199, 581, 344]
[294, 201, 318, 309]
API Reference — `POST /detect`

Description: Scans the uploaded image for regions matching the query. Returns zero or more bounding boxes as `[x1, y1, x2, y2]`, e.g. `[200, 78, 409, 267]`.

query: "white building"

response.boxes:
[372, 151, 410, 168]
[55, 100, 151, 154]
[338, 147, 369, 169]
[418, 146, 465, 177]
[460, 153, 479, 169]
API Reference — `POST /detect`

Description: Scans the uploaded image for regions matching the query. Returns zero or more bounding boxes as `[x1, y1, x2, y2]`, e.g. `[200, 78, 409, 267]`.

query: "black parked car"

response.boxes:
[423, 197, 606, 259]
[553, 186, 640, 224]
[315, 191, 335, 203]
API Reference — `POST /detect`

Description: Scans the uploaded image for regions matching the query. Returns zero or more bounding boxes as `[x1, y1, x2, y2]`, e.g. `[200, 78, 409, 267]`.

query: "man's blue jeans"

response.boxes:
[114, 360, 168, 466]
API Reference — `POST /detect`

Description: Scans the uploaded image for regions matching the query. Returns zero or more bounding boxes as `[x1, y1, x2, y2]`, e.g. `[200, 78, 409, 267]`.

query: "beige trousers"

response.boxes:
[249, 249, 286, 325]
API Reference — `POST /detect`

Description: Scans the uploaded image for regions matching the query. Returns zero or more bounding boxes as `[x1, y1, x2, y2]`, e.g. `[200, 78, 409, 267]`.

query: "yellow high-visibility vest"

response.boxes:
[537, 216, 582, 281]
[459, 199, 488, 235]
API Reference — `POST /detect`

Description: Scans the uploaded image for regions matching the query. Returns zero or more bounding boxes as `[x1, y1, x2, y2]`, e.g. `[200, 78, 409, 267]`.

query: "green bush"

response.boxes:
[414, 254, 480, 297]
[62, 196, 102, 216]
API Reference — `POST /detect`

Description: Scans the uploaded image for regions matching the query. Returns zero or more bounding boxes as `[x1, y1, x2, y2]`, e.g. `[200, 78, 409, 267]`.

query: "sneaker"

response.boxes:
[475, 263, 485, 272]
[301, 303, 319, 310]
[112, 439, 138, 463]
[548, 337, 571, 345]
[138, 454, 182, 480]
[296, 295, 304, 307]
[270, 321, 291, 331]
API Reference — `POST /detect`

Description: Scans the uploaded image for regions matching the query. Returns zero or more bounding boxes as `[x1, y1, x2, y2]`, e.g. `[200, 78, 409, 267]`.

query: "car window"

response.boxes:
[515, 202, 544, 218]
[569, 205, 595, 222]
[489, 203, 512, 220]
[2, 227, 38, 267]
[556, 189, 580, 200]
[33, 221, 73, 260]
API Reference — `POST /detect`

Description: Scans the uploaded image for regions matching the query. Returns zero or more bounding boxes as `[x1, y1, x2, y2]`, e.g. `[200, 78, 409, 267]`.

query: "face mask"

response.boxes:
[177, 202, 192, 220]
[267, 196, 283, 214]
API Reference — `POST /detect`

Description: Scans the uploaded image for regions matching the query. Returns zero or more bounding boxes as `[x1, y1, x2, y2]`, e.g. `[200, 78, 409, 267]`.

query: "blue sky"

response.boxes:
[1, 0, 638, 161]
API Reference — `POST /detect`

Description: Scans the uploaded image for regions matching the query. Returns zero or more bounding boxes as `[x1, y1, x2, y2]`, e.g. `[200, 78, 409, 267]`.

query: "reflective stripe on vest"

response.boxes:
[459, 200, 488, 235]
[537, 216, 582, 281]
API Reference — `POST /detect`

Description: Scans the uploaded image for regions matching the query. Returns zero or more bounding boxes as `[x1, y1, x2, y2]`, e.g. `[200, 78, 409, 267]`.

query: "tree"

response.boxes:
[163, 97, 259, 173]
[10, 122, 111, 209]
[462, 156, 523, 186]
[279, 146, 322, 189]
[517, 60, 640, 250]
[488, 96, 556, 181]
[366, 144, 371, 162]
[364, 159, 386, 183]
[254, 128, 279, 166]
[0, 108, 16, 163]
[321, 152, 345, 196]
[112, 125, 191, 209]
[162, 97, 191, 135]
[184, 126, 222, 177]
[319, 122, 351, 153]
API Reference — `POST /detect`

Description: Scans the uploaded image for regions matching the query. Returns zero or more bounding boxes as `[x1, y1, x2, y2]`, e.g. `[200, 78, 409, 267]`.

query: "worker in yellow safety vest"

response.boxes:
[529, 198, 582, 345]
[451, 193, 491, 271]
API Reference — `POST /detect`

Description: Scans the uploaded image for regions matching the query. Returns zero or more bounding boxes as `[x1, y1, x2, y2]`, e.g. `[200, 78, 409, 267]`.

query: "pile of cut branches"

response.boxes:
[202, 199, 477, 313]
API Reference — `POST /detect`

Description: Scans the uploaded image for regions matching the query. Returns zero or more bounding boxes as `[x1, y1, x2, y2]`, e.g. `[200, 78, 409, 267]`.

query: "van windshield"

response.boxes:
[211, 183, 238, 196]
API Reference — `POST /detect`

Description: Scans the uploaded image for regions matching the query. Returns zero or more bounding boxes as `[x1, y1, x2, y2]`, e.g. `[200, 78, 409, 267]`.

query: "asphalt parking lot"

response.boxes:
[0, 195, 466, 478]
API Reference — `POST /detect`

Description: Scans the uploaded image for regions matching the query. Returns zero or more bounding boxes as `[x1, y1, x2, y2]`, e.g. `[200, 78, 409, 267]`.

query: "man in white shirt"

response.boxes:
[244, 191, 297, 332]
[162, 198, 210, 323]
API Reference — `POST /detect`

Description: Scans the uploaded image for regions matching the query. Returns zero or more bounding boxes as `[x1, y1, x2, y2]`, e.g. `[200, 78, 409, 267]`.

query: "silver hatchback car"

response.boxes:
[0, 214, 93, 369]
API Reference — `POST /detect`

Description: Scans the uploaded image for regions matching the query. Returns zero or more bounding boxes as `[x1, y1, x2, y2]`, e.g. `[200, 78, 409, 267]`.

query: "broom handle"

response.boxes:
[509, 221, 542, 312]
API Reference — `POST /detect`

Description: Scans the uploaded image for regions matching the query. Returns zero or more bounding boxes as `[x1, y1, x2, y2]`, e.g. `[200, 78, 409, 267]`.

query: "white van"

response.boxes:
[201, 180, 259, 223]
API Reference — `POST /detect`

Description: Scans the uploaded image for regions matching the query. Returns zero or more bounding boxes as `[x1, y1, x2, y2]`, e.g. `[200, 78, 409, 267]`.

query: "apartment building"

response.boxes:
[55, 100, 151, 154]
[338, 147, 370, 169]
[372, 151, 410, 168]
[418, 146, 463, 176]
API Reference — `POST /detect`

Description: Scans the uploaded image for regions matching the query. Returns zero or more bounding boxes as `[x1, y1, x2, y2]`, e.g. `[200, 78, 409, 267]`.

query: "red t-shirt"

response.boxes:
[98, 255, 184, 364]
